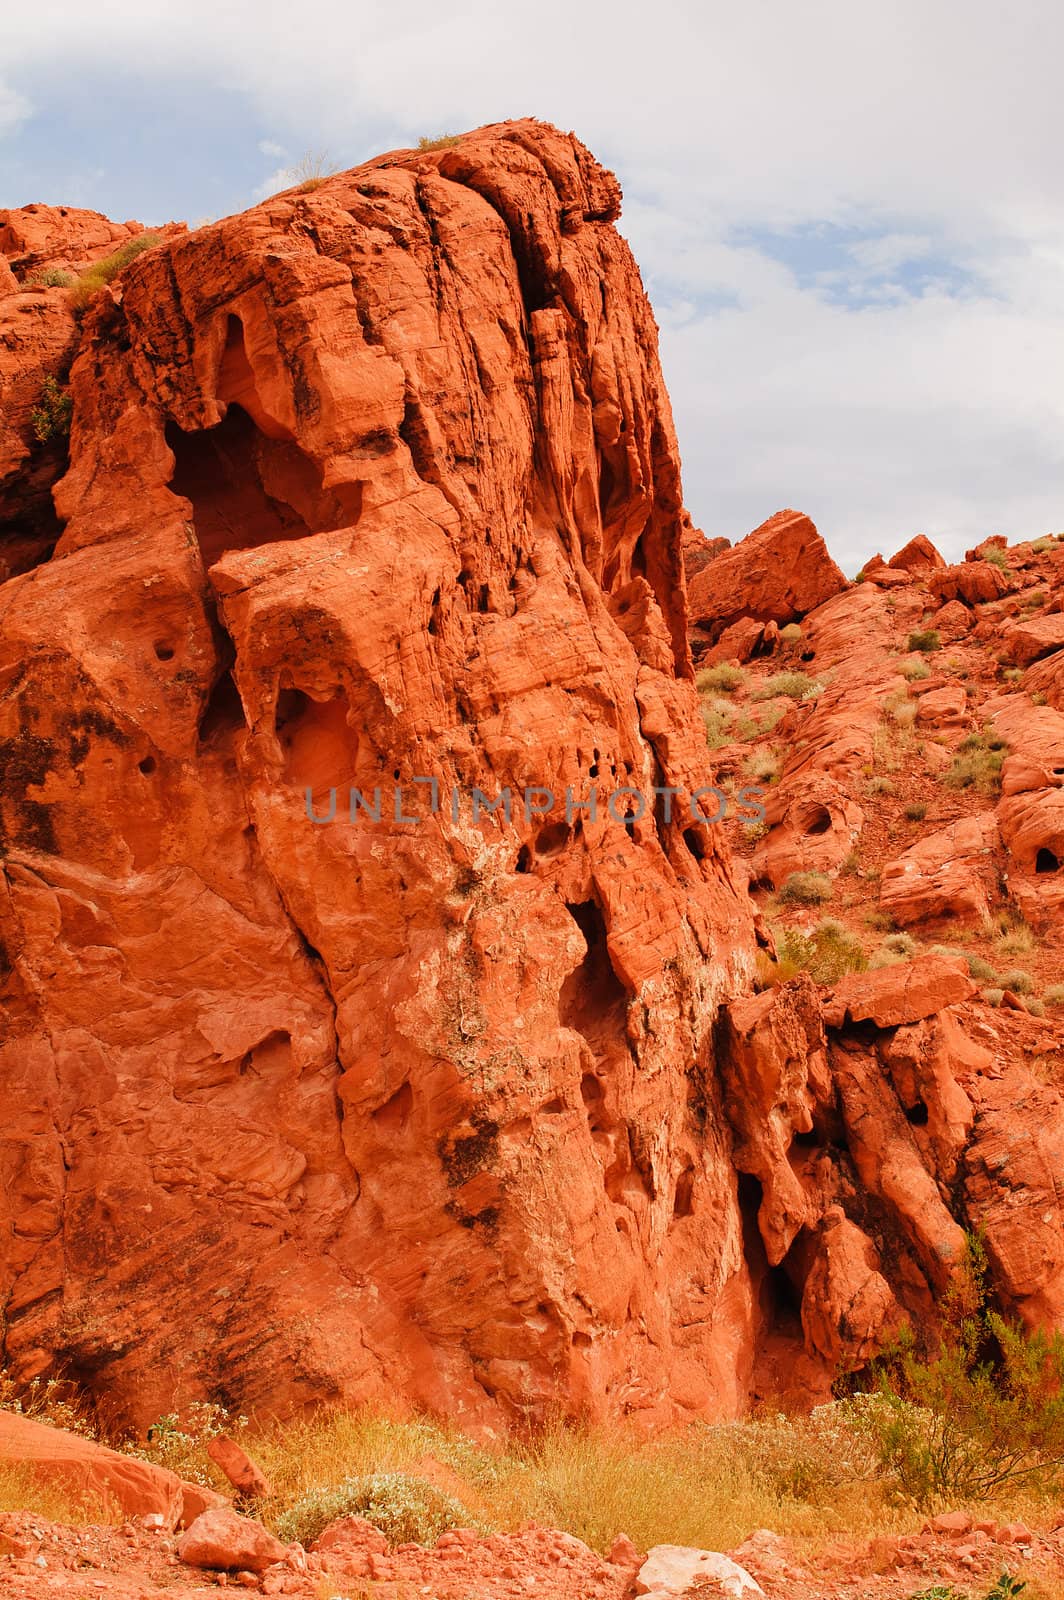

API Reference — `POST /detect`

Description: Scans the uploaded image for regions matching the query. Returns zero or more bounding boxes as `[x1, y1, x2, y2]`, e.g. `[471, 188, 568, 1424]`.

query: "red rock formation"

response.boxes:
[0, 121, 760, 1432]
[687, 509, 847, 655]
[888, 534, 946, 573]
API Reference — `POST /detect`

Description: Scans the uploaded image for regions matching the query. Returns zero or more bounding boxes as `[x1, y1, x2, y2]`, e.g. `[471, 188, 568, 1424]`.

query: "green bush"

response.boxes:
[777, 871, 834, 906]
[863, 1236, 1064, 1508]
[908, 629, 941, 653]
[751, 671, 823, 701]
[276, 1472, 474, 1547]
[696, 662, 746, 694]
[29, 376, 72, 443]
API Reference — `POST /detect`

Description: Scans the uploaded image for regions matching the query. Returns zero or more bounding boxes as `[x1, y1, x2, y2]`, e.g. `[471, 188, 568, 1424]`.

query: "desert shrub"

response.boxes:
[132, 1401, 248, 1488]
[999, 967, 1034, 995]
[743, 749, 780, 785]
[900, 659, 932, 681]
[751, 671, 823, 701]
[866, 775, 895, 795]
[861, 1236, 1064, 1507]
[71, 233, 161, 307]
[417, 133, 461, 150]
[891, 700, 918, 727]
[983, 546, 1012, 573]
[779, 622, 803, 644]
[1045, 985, 1064, 1008]
[29, 375, 72, 443]
[290, 150, 335, 191]
[276, 1472, 474, 1547]
[777, 871, 834, 906]
[0, 1461, 118, 1525]
[884, 932, 917, 957]
[26, 266, 74, 288]
[908, 629, 941, 653]
[944, 730, 1008, 797]
[966, 953, 1001, 983]
[982, 987, 1005, 1006]
[904, 802, 927, 822]
[996, 920, 1035, 957]
[1032, 537, 1053, 554]
[770, 920, 866, 983]
[696, 662, 746, 693]
[702, 699, 734, 749]
[854, 569, 867, 583]
[1026, 998, 1046, 1017]
[0, 1370, 96, 1438]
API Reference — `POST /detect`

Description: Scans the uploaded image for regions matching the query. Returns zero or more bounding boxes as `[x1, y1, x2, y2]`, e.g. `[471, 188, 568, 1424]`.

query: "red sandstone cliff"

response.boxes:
[2, 123, 1063, 1435]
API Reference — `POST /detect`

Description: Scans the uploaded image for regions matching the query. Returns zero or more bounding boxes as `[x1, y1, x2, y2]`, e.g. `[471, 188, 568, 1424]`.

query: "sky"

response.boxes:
[3, 0, 1063, 574]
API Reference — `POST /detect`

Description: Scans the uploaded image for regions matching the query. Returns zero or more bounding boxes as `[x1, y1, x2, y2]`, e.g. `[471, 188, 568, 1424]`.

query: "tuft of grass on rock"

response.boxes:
[696, 662, 746, 694]
[903, 802, 928, 822]
[71, 233, 161, 308]
[777, 871, 834, 906]
[751, 671, 823, 702]
[908, 629, 941, 654]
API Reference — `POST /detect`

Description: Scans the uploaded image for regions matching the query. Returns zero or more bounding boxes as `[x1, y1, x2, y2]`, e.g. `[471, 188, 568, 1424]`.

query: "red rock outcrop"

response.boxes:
[687, 509, 848, 656]
[0, 121, 762, 1432]
[888, 534, 946, 573]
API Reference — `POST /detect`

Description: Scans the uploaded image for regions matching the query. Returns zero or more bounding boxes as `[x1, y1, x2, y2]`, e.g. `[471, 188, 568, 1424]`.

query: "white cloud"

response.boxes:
[6, 0, 1064, 566]
[0, 80, 31, 135]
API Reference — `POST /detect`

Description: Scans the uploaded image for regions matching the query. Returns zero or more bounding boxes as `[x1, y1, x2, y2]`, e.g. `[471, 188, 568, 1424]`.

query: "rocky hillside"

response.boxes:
[0, 121, 1062, 1435]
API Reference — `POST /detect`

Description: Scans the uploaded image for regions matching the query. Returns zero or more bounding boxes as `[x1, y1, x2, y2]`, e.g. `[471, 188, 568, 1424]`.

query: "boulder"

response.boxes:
[930, 561, 1012, 606]
[635, 1544, 764, 1598]
[0, 1411, 224, 1530]
[687, 508, 847, 644]
[888, 534, 946, 573]
[206, 1435, 273, 1499]
[822, 954, 975, 1029]
[879, 815, 1000, 928]
[1000, 612, 1064, 667]
[177, 1506, 289, 1574]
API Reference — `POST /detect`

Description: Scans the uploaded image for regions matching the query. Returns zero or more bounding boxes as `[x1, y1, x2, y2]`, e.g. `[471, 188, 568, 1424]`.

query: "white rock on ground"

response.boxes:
[634, 1543, 765, 1598]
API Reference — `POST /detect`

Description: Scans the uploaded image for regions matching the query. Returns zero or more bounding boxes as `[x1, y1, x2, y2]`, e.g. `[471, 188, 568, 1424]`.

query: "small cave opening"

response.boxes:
[1036, 847, 1060, 874]
[905, 1100, 930, 1126]
[673, 1166, 696, 1219]
[559, 899, 629, 1062]
[683, 826, 707, 862]
[738, 1173, 803, 1335]
[373, 1080, 413, 1134]
[804, 806, 832, 837]
[198, 670, 247, 746]
[515, 843, 533, 874]
[167, 402, 362, 568]
[535, 820, 570, 858]
[275, 685, 356, 795]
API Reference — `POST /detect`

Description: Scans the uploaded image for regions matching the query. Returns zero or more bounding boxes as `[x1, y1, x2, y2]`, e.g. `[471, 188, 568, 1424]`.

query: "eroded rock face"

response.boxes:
[0, 121, 760, 1431]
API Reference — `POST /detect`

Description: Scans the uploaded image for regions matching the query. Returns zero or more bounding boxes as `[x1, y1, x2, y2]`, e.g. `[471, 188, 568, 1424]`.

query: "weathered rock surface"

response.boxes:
[0, 120, 761, 1431]
[176, 1506, 288, 1573]
[0, 1412, 223, 1528]
[635, 1543, 763, 1598]
[687, 509, 847, 654]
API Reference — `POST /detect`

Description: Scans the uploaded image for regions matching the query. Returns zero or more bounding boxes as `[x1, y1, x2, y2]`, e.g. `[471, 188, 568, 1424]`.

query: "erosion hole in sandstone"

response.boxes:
[802, 805, 832, 837]
[137, 756, 156, 776]
[275, 685, 357, 794]
[153, 641, 175, 661]
[683, 826, 706, 862]
[905, 1100, 929, 1126]
[373, 1081, 413, 1134]
[1036, 847, 1060, 873]
[166, 403, 362, 568]
[673, 1166, 695, 1218]
[198, 670, 246, 745]
[559, 900, 630, 1055]
[535, 820, 570, 858]
[738, 1173, 803, 1335]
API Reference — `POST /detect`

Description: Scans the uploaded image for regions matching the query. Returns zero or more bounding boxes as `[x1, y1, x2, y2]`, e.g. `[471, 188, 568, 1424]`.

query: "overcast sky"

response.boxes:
[3, 0, 1063, 573]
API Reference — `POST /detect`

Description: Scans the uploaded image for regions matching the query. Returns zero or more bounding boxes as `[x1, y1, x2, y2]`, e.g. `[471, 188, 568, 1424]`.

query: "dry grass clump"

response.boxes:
[696, 662, 746, 693]
[908, 629, 942, 653]
[944, 730, 1008, 797]
[71, 233, 161, 308]
[702, 698, 734, 749]
[904, 802, 928, 822]
[777, 871, 834, 906]
[900, 659, 932, 681]
[0, 1462, 119, 1527]
[1045, 984, 1064, 1008]
[751, 671, 823, 701]
[417, 133, 461, 150]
